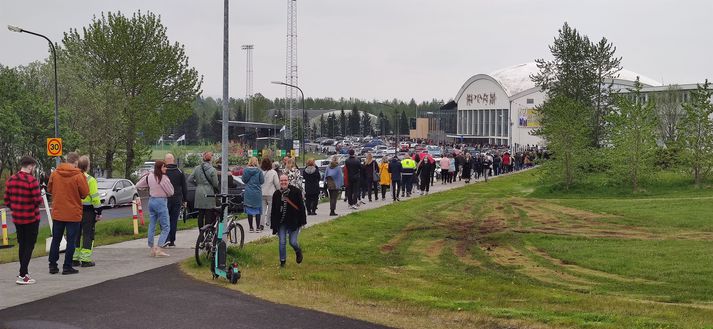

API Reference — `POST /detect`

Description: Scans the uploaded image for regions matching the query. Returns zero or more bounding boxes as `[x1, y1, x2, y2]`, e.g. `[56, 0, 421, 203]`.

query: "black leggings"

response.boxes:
[197, 209, 215, 229]
[248, 214, 261, 230]
[381, 185, 389, 199]
[306, 193, 319, 213]
[15, 221, 39, 277]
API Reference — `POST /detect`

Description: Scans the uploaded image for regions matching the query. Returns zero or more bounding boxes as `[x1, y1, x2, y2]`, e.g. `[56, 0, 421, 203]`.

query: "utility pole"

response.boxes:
[285, 0, 298, 140]
[221, 0, 229, 195]
[241, 44, 254, 121]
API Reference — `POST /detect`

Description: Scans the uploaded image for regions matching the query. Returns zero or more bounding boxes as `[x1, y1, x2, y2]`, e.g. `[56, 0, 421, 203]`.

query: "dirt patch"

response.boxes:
[425, 240, 445, 258]
[453, 241, 481, 267]
[486, 245, 594, 291]
[381, 231, 408, 254]
[527, 247, 657, 284]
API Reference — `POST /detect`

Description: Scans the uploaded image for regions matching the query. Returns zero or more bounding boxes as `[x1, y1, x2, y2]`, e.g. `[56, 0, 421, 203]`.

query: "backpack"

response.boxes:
[326, 176, 337, 190]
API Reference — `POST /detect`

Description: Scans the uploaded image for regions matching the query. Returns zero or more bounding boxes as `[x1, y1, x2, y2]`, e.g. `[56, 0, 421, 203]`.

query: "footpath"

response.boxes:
[0, 170, 516, 310]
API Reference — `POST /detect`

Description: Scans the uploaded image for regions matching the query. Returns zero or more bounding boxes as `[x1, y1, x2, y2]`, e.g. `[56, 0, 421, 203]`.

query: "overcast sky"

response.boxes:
[1, 0, 711, 102]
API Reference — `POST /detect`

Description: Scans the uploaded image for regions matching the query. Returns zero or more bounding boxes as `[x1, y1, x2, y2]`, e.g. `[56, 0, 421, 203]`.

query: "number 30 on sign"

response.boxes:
[47, 138, 63, 157]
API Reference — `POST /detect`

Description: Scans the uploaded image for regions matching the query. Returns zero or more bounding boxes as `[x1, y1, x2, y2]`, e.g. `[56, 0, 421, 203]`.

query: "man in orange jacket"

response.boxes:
[47, 152, 90, 275]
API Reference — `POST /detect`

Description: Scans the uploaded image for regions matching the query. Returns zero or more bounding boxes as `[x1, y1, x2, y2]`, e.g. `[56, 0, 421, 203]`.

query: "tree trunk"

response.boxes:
[104, 149, 115, 179]
[125, 143, 135, 180]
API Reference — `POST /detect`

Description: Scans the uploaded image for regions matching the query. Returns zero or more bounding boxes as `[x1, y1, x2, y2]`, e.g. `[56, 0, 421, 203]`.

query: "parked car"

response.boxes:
[185, 173, 244, 214]
[97, 178, 139, 208]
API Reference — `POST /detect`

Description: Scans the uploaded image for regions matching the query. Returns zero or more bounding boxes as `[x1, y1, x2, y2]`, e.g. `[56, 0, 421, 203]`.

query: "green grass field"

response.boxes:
[182, 169, 713, 329]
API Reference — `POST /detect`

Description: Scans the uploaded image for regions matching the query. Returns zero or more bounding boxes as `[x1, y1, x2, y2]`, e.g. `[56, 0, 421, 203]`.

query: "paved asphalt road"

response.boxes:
[3, 196, 149, 235]
[0, 264, 391, 329]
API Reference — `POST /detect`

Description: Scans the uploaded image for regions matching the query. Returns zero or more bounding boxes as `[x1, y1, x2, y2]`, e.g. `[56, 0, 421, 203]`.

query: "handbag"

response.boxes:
[372, 163, 380, 182]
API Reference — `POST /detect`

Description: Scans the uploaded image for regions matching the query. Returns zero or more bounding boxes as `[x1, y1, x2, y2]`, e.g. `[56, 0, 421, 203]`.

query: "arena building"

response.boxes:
[452, 62, 662, 150]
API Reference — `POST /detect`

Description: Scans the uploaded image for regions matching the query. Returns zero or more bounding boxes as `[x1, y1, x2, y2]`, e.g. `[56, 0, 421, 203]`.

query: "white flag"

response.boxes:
[280, 125, 286, 132]
[176, 134, 186, 142]
[158, 136, 164, 144]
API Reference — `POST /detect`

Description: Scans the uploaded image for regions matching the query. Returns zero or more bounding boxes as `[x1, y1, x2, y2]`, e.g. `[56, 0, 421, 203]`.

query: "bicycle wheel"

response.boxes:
[227, 220, 245, 249]
[194, 230, 214, 266]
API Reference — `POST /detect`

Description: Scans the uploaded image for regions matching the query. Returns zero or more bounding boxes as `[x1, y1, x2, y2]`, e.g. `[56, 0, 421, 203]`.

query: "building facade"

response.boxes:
[453, 62, 662, 150]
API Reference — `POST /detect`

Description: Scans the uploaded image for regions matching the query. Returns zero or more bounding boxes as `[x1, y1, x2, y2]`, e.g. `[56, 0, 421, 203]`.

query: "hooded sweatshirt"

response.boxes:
[48, 163, 90, 222]
[303, 165, 321, 195]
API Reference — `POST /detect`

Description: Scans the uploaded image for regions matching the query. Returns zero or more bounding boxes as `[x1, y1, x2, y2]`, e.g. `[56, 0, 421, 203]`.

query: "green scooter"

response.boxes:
[206, 194, 241, 284]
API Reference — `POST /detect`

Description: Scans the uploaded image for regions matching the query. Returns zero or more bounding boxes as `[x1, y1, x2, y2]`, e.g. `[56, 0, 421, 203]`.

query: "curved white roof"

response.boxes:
[487, 62, 661, 97]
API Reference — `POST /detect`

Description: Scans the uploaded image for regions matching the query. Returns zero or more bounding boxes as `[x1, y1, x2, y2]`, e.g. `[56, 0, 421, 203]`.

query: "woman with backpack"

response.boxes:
[323, 156, 344, 216]
[135, 160, 174, 257]
[303, 158, 321, 215]
[188, 152, 219, 229]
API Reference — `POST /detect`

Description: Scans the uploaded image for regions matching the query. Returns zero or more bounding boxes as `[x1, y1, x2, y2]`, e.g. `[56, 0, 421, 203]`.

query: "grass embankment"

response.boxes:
[182, 169, 713, 329]
[1, 217, 196, 264]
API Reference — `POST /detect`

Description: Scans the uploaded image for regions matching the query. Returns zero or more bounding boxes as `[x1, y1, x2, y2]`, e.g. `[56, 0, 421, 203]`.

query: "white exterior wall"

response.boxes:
[456, 77, 510, 144]
[510, 90, 546, 149]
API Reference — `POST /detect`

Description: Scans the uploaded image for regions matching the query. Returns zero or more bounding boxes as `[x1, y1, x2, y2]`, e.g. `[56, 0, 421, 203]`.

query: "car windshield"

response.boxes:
[97, 181, 115, 189]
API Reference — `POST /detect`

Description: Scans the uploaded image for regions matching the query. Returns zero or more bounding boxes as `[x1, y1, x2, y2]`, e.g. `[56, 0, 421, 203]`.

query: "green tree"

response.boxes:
[327, 113, 336, 138]
[678, 80, 713, 186]
[361, 112, 373, 136]
[61, 11, 202, 178]
[591, 37, 622, 147]
[319, 115, 326, 137]
[338, 108, 347, 136]
[400, 110, 409, 135]
[349, 105, 360, 135]
[607, 79, 659, 191]
[534, 96, 591, 189]
[654, 85, 684, 146]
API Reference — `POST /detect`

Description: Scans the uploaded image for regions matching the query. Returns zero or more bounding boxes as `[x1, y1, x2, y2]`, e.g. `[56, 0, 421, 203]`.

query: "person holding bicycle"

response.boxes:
[270, 174, 306, 268]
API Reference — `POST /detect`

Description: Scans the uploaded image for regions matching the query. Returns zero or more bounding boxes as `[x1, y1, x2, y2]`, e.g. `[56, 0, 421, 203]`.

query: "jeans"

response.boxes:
[391, 180, 401, 200]
[328, 189, 339, 213]
[262, 195, 273, 225]
[278, 224, 301, 262]
[402, 175, 413, 196]
[167, 197, 182, 243]
[147, 197, 170, 248]
[15, 221, 39, 276]
[347, 179, 360, 205]
[48, 220, 80, 269]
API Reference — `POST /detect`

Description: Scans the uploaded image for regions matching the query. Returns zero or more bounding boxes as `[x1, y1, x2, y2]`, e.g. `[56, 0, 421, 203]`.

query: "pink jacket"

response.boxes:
[440, 157, 450, 170]
[135, 174, 175, 198]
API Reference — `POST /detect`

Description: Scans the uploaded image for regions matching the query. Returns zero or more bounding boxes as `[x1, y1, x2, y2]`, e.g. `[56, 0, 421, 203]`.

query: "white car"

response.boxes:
[97, 178, 139, 208]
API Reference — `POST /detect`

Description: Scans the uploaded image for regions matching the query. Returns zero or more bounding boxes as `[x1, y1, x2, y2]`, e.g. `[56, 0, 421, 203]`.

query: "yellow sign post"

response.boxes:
[47, 138, 63, 157]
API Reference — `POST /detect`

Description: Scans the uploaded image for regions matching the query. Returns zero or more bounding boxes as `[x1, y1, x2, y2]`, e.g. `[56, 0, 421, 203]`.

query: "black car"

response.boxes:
[185, 173, 245, 214]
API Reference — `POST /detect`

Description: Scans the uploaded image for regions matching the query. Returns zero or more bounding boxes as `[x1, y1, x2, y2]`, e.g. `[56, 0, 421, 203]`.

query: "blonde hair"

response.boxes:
[77, 155, 90, 172]
[248, 157, 259, 167]
[287, 158, 295, 169]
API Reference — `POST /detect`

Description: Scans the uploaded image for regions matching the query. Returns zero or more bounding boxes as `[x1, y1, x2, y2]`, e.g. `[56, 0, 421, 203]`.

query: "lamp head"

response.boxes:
[7, 25, 23, 33]
[271, 81, 285, 85]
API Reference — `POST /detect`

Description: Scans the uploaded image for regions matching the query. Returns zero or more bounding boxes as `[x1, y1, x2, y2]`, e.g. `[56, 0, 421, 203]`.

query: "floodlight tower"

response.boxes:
[285, 0, 298, 138]
[241, 44, 254, 121]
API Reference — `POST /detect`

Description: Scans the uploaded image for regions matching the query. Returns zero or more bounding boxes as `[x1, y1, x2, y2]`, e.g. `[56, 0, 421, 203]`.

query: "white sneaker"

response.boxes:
[350, 205, 358, 210]
[16, 275, 36, 285]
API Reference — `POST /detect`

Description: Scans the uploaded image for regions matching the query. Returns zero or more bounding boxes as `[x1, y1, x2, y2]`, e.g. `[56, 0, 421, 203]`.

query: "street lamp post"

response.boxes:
[8, 25, 60, 167]
[271, 81, 305, 166]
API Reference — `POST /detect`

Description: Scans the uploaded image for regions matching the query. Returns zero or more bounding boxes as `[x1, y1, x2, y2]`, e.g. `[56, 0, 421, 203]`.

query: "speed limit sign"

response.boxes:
[47, 138, 63, 157]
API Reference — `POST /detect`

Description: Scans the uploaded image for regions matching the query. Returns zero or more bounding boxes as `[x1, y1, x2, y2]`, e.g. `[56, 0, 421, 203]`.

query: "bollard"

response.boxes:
[137, 198, 145, 226]
[1, 208, 11, 248]
[132, 201, 139, 236]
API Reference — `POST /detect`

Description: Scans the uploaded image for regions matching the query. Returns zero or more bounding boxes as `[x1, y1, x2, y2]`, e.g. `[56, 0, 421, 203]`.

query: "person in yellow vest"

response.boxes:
[73, 156, 102, 267]
[400, 156, 416, 197]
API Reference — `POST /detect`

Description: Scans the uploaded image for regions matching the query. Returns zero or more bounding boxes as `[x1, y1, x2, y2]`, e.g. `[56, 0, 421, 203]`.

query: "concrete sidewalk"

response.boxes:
[0, 169, 518, 310]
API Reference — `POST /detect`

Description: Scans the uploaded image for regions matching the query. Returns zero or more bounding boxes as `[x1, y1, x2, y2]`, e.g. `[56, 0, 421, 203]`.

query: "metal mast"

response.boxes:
[241, 44, 254, 121]
[285, 0, 298, 138]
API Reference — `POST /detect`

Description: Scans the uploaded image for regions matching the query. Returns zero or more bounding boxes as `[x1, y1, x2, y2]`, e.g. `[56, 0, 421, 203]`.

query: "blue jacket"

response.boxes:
[324, 165, 344, 190]
[388, 159, 403, 181]
[242, 167, 264, 209]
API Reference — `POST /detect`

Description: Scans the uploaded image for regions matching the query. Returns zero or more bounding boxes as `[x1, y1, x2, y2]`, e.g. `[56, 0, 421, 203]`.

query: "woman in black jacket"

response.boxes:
[303, 159, 321, 215]
[271, 175, 307, 267]
[361, 153, 379, 202]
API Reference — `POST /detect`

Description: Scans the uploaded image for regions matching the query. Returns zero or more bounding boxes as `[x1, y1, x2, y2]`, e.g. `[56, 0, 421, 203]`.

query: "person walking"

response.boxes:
[271, 175, 307, 268]
[378, 156, 391, 201]
[243, 157, 265, 233]
[361, 153, 379, 202]
[261, 158, 280, 227]
[73, 156, 102, 267]
[345, 150, 362, 209]
[4, 156, 43, 284]
[188, 152, 219, 229]
[400, 156, 416, 197]
[439, 156, 450, 185]
[303, 159, 321, 215]
[388, 156, 403, 201]
[163, 153, 187, 247]
[136, 161, 174, 257]
[323, 156, 344, 216]
[285, 158, 303, 192]
[462, 153, 473, 184]
[455, 152, 465, 181]
[417, 155, 430, 195]
[47, 152, 90, 275]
